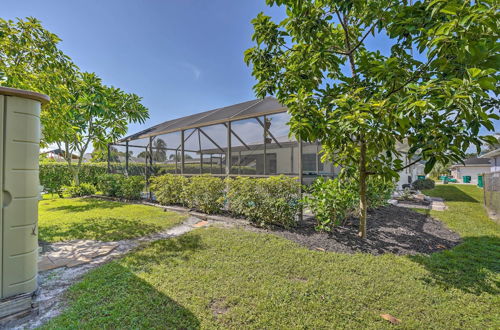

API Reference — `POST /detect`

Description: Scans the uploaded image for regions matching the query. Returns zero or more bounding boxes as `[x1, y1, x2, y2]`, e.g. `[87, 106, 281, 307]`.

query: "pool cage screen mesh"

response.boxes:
[108, 99, 339, 196]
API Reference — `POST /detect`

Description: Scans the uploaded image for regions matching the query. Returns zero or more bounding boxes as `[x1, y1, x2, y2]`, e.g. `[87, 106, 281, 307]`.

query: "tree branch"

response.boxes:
[346, 21, 378, 55]
[366, 157, 423, 176]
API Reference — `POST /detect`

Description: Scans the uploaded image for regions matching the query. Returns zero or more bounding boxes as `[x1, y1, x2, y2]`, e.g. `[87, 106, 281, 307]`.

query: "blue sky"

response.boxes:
[4, 0, 498, 141]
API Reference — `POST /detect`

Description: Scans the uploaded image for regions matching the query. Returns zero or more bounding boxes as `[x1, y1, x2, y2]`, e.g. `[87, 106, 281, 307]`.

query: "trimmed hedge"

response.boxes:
[226, 176, 302, 228]
[183, 175, 225, 214]
[151, 174, 225, 213]
[40, 162, 256, 195]
[150, 174, 302, 227]
[40, 162, 108, 195]
[150, 174, 189, 206]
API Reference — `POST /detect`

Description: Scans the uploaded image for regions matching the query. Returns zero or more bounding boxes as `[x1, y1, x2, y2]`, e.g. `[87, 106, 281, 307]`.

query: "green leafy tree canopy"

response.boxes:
[48, 72, 149, 184]
[1, 18, 149, 184]
[245, 0, 499, 238]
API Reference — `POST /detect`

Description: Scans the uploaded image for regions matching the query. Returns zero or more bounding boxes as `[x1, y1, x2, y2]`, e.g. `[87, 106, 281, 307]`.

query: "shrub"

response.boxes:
[303, 176, 395, 231]
[412, 178, 435, 190]
[303, 177, 358, 231]
[367, 176, 396, 208]
[150, 174, 189, 205]
[119, 176, 145, 200]
[98, 174, 123, 197]
[40, 162, 108, 195]
[98, 174, 145, 200]
[63, 183, 97, 197]
[183, 175, 225, 214]
[254, 176, 302, 228]
[225, 177, 259, 217]
[226, 175, 301, 228]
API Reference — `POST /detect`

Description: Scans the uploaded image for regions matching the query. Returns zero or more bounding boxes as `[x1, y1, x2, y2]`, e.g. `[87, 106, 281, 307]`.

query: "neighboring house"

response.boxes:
[450, 157, 491, 184]
[481, 148, 500, 172]
[40, 148, 79, 162]
[82, 153, 93, 162]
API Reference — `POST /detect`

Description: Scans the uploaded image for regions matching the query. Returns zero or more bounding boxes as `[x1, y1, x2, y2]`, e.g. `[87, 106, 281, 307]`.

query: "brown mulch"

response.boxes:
[255, 205, 461, 255]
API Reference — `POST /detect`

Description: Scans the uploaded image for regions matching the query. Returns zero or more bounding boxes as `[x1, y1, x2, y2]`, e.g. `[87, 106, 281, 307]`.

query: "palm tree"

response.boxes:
[153, 138, 167, 162]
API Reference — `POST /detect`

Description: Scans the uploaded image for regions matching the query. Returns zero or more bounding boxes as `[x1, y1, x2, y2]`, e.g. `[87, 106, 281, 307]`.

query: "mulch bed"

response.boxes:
[256, 205, 461, 255]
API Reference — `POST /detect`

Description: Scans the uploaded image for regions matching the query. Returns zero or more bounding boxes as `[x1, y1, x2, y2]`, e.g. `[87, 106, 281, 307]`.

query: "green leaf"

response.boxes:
[424, 158, 437, 174]
[467, 68, 482, 78]
[478, 77, 496, 90]
[440, 4, 459, 15]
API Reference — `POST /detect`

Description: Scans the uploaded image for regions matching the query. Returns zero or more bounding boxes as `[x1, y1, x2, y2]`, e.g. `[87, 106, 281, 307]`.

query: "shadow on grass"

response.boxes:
[424, 185, 479, 203]
[39, 217, 162, 242]
[126, 234, 204, 272]
[410, 236, 500, 295]
[45, 198, 124, 213]
[47, 262, 200, 328]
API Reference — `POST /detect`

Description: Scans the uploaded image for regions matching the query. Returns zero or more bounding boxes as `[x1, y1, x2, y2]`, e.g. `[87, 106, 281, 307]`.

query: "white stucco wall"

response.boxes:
[395, 157, 423, 188]
[491, 156, 500, 172]
[451, 165, 490, 184]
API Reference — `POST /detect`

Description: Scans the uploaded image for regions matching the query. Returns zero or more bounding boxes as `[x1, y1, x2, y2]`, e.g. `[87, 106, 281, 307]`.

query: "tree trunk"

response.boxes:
[358, 141, 368, 239]
[71, 166, 80, 186]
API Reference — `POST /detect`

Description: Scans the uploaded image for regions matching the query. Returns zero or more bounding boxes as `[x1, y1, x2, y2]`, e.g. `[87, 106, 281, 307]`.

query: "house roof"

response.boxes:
[452, 157, 491, 167]
[41, 148, 79, 158]
[481, 148, 500, 158]
[119, 97, 286, 142]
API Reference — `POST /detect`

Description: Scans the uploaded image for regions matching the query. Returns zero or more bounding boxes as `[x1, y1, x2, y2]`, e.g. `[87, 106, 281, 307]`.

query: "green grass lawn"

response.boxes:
[39, 196, 186, 242]
[43, 185, 499, 329]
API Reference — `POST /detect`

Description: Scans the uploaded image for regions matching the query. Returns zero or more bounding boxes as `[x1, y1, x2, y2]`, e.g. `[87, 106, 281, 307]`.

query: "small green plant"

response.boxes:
[98, 174, 123, 197]
[366, 176, 396, 208]
[150, 174, 189, 205]
[98, 174, 145, 199]
[183, 175, 225, 214]
[63, 183, 97, 197]
[303, 177, 358, 231]
[399, 188, 413, 201]
[412, 178, 435, 191]
[304, 176, 395, 231]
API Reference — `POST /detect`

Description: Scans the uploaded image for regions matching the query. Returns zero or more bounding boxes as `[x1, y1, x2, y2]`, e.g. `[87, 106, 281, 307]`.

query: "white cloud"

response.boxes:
[180, 62, 201, 80]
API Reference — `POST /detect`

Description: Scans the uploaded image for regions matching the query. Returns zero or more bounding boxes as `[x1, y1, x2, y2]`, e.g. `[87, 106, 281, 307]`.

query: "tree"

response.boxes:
[46, 72, 149, 184]
[429, 162, 450, 179]
[167, 153, 193, 161]
[1, 17, 149, 184]
[0, 17, 78, 146]
[245, 0, 499, 238]
[153, 138, 168, 162]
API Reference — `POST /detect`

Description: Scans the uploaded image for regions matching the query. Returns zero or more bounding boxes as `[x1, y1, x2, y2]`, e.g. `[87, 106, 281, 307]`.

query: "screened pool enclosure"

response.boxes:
[108, 97, 340, 190]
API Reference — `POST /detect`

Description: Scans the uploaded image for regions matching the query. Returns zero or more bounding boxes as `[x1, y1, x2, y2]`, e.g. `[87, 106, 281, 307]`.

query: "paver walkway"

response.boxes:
[11, 216, 209, 329]
[39, 241, 118, 271]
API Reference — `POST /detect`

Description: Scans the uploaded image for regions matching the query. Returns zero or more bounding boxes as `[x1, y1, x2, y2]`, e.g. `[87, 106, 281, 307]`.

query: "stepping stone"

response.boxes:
[39, 242, 118, 271]
[66, 257, 93, 268]
[431, 202, 447, 211]
[38, 256, 59, 272]
[194, 220, 209, 227]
